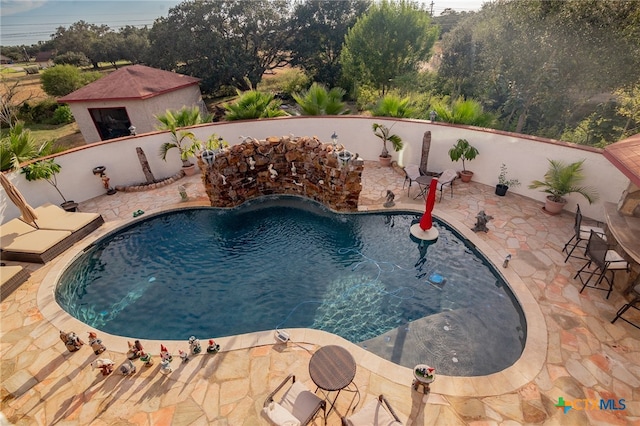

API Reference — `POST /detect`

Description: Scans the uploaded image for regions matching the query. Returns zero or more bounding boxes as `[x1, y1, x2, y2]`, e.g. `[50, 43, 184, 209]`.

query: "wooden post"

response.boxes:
[420, 131, 432, 175]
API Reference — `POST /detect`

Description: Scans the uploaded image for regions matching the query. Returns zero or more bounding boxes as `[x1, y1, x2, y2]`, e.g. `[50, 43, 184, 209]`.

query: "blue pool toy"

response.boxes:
[428, 273, 446, 289]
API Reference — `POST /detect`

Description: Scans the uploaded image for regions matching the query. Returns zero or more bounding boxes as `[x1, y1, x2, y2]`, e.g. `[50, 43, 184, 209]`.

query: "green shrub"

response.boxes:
[52, 105, 74, 124]
[18, 98, 59, 124]
[53, 51, 91, 67]
[40, 65, 103, 97]
[257, 68, 310, 99]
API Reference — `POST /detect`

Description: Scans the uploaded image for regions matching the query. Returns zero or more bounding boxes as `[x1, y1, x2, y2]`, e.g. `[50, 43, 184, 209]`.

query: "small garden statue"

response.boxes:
[120, 359, 136, 376]
[140, 351, 154, 367]
[207, 339, 220, 354]
[127, 341, 141, 360]
[189, 336, 202, 354]
[60, 330, 84, 352]
[268, 163, 278, 179]
[160, 359, 173, 375]
[383, 190, 395, 208]
[91, 358, 115, 376]
[88, 332, 106, 355]
[160, 344, 173, 363]
[179, 349, 189, 363]
[472, 210, 493, 233]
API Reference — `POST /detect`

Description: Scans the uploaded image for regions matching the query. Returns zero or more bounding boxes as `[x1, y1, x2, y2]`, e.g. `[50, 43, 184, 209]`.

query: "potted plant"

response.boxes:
[448, 139, 479, 182]
[157, 107, 209, 176]
[495, 163, 520, 196]
[21, 159, 78, 211]
[372, 123, 403, 167]
[185, 133, 229, 166]
[528, 159, 598, 215]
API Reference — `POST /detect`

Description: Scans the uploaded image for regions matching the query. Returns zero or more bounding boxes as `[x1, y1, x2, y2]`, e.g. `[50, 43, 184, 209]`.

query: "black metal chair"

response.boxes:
[341, 395, 402, 426]
[263, 374, 326, 425]
[402, 165, 422, 197]
[563, 204, 606, 262]
[611, 280, 640, 329]
[575, 230, 629, 299]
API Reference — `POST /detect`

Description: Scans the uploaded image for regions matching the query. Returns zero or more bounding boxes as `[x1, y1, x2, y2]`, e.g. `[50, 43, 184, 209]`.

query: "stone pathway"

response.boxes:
[1, 162, 639, 425]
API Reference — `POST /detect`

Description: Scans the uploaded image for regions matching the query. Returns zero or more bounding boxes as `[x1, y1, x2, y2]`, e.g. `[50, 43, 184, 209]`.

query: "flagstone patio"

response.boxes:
[1, 162, 639, 425]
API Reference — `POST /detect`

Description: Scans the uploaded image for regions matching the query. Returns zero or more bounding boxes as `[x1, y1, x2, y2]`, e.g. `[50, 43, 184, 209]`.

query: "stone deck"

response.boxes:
[1, 162, 639, 425]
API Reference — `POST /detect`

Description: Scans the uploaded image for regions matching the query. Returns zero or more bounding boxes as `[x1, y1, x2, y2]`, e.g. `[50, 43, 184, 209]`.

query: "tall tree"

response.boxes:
[289, 0, 369, 87]
[340, 0, 438, 95]
[147, 0, 293, 94]
[51, 21, 110, 68]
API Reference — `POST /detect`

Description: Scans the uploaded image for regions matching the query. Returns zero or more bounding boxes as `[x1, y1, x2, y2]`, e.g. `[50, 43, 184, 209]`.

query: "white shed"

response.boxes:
[58, 65, 204, 143]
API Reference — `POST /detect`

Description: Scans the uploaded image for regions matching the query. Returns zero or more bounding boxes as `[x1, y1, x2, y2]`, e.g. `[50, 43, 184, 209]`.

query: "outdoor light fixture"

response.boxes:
[128, 125, 137, 136]
[429, 111, 437, 121]
[331, 131, 338, 154]
[201, 149, 216, 166]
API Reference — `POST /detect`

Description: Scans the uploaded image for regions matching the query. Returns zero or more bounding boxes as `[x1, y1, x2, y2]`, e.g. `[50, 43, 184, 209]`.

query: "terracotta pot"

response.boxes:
[460, 170, 473, 183]
[379, 156, 392, 167]
[182, 164, 197, 176]
[495, 184, 508, 196]
[543, 196, 566, 215]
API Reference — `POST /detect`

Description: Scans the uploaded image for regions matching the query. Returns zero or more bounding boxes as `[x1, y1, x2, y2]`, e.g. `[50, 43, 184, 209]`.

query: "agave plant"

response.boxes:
[292, 83, 349, 115]
[224, 90, 288, 121]
[529, 159, 598, 204]
[156, 106, 209, 167]
[369, 94, 416, 118]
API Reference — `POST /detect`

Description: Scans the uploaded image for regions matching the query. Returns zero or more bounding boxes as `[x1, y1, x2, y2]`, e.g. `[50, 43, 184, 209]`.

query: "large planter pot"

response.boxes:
[182, 164, 197, 176]
[379, 156, 392, 167]
[543, 196, 566, 215]
[460, 170, 474, 183]
[495, 184, 509, 196]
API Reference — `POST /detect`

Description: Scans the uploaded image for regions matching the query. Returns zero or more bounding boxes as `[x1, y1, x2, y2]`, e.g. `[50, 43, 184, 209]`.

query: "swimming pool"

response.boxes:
[56, 196, 526, 376]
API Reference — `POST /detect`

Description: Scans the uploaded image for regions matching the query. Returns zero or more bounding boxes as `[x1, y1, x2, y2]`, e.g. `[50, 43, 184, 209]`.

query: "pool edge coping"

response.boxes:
[37, 200, 547, 398]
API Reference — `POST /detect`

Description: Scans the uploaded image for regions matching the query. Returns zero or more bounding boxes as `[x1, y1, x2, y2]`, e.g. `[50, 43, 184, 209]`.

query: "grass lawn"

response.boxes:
[28, 122, 85, 151]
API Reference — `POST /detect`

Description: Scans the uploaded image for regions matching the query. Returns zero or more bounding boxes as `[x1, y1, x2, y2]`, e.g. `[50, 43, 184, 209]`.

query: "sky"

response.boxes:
[0, 0, 486, 47]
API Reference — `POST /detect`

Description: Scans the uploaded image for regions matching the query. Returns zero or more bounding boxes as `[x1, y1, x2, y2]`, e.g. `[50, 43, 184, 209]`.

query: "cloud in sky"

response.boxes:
[0, 0, 47, 16]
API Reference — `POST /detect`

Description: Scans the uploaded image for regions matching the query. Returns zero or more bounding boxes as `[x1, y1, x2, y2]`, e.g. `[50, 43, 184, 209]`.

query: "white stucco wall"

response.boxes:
[67, 85, 204, 143]
[0, 117, 630, 223]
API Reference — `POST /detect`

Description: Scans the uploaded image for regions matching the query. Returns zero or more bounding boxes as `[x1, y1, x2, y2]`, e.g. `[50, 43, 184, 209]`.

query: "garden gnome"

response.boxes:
[179, 349, 189, 363]
[60, 330, 84, 352]
[160, 344, 173, 363]
[160, 359, 173, 375]
[88, 332, 106, 355]
[91, 358, 115, 376]
[472, 210, 493, 233]
[135, 341, 154, 367]
[189, 336, 202, 354]
[207, 339, 220, 354]
[120, 359, 136, 376]
[126, 341, 141, 360]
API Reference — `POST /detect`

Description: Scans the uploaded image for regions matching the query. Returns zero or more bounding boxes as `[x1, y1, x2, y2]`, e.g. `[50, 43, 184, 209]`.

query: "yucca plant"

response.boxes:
[369, 94, 416, 118]
[529, 159, 598, 204]
[224, 90, 288, 121]
[156, 106, 209, 167]
[292, 83, 349, 115]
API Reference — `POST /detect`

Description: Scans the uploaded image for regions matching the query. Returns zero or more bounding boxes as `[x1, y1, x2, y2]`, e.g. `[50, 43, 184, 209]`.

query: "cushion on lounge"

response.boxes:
[1, 218, 71, 254]
[343, 398, 403, 426]
[263, 401, 301, 426]
[28, 203, 101, 231]
[279, 380, 322, 423]
[0, 265, 25, 285]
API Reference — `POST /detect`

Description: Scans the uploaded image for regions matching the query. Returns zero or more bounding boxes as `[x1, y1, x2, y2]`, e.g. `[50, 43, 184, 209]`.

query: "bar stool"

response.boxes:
[563, 204, 606, 262]
[575, 230, 629, 299]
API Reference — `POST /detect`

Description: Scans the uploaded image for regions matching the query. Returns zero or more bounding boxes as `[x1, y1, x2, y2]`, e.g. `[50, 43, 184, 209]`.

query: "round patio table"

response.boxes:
[309, 345, 360, 413]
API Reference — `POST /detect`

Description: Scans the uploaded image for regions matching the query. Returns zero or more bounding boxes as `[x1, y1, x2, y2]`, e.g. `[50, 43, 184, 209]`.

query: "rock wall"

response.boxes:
[197, 135, 364, 211]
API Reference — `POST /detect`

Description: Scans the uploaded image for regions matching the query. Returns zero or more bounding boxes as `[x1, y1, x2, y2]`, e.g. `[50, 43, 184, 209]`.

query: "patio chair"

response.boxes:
[562, 204, 606, 262]
[0, 264, 30, 301]
[263, 374, 326, 426]
[341, 395, 402, 426]
[0, 218, 73, 263]
[27, 203, 105, 244]
[402, 165, 422, 197]
[611, 280, 640, 329]
[434, 169, 457, 201]
[575, 230, 628, 299]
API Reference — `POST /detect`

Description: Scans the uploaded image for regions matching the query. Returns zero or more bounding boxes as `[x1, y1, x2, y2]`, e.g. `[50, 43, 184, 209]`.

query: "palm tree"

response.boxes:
[529, 159, 598, 203]
[0, 122, 55, 172]
[292, 83, 349, 115]
[430, 96, 495, 127]
[369, 94, 416, 118]
[224, 90, 288, 121]
[156, 106, 209, 167]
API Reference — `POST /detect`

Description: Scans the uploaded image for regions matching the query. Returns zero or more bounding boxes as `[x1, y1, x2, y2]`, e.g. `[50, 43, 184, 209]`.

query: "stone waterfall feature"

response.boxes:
[198, 135, 364, 211]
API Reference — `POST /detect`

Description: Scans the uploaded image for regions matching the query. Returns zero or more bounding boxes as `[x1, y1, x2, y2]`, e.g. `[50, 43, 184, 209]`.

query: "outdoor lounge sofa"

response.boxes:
[0, 265, 30, 301]
[1, 204, 104, 263]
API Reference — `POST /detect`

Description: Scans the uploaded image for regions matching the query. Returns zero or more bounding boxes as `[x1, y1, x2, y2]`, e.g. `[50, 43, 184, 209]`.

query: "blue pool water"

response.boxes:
[56, 196, 526, 376]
